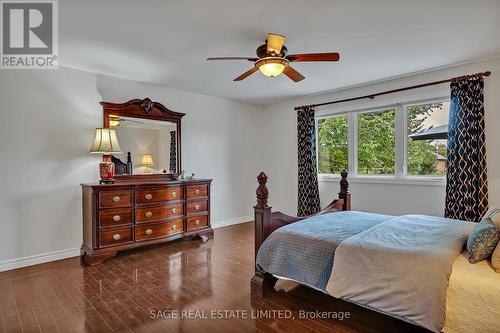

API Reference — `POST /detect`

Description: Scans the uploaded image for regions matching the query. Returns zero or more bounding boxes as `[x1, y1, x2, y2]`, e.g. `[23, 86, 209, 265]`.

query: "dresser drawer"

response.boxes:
[135, 203, 183, 223]
[136, 220, 183, 242]
[100, 190, 132, 208]
[136, 187, 183, 205]
[99, 208, 133, 228]
[186, 200, 208, 215]
[100, 228, 133, 248]
[187, 215, 208, 231]
[187, 185, 208, 199]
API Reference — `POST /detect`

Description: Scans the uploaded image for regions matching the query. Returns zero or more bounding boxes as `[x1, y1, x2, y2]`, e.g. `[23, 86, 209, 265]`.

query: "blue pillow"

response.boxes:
[467, 218, 500, 263]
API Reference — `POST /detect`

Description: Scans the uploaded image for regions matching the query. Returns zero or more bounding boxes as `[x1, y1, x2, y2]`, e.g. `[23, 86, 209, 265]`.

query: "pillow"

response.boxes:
[492, 242, 500, 273]
[483, 207, 500, 227]
[466, 217, 500, 264]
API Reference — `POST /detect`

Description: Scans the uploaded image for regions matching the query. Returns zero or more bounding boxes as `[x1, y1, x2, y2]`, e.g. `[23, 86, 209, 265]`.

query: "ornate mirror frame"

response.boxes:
[100, 98, 185, 182]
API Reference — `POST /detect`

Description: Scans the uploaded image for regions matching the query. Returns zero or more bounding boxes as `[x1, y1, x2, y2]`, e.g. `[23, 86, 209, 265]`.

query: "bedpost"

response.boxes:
[251, 172, 277, 300]
[126, 152, 133, 174]
[339, 170, 351, 211]
[254, 172, 271, 260]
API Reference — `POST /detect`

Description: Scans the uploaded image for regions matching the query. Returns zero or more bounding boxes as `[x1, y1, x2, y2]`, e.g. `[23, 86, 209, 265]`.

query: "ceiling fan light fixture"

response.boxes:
[109, 115, 120, 127]
[256, 58, 288, 77]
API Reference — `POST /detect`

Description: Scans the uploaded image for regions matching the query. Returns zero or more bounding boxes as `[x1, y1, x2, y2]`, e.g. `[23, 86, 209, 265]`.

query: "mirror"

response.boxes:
[100, 98, 185, 179]
[111, 116, 178, 174]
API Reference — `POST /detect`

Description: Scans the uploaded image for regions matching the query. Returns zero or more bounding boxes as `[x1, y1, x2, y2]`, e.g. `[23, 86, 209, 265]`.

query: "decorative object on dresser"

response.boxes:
[88, 128, 123, 184]
[81, 98, 212, 265]
[81, 179, 213, 265]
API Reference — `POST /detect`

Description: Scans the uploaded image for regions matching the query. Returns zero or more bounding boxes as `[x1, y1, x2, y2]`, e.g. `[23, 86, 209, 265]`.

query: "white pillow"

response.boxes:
[483, 207, 500, 227]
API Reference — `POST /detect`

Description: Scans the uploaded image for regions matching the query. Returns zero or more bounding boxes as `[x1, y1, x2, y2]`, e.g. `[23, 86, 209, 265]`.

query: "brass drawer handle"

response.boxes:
[171, 224, 177, 230]
[171, 192, 177, 198]
[194, 219, 200, 226]
[113, 215, 121, 222]
[194, 204, 200, 210]
[145, 194, 153, 200]
[112, 196, 121, 202]
[171, 208, 177, 214]
[113, 234, 121, 241]
[195, 189, 201, 195]
[145, 211, 153, 218]
[145, 229, 153, 235]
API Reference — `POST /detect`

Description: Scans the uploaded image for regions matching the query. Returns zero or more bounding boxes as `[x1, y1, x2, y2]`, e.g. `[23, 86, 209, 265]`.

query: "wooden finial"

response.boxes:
[340, 169, 349, 194]
[256, 172, 269, 208]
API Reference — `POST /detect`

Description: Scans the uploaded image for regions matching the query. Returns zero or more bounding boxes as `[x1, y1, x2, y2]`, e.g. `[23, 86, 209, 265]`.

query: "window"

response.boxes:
[407, 101, 449, 176]
[357, 109, 395, 174]
[318, 115, 348, 174]
[316, 98, 449, 180]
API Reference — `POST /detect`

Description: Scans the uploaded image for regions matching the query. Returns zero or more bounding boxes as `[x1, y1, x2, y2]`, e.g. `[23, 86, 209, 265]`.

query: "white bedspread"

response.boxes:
[444, 252, 500, 333]
[325, 215, 474, 332]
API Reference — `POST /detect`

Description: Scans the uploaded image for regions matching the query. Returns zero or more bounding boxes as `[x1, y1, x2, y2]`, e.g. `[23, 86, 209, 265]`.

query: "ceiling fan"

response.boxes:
[109, 115, 145, 127]
[207, 33, 340, 82]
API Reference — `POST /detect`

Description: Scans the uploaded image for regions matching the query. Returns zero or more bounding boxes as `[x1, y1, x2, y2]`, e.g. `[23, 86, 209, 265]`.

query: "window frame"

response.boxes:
[316, 97, 449, 186]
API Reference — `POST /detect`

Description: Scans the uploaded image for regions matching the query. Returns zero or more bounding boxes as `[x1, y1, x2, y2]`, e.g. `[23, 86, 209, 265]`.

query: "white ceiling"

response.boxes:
[61, 0, 500, 106]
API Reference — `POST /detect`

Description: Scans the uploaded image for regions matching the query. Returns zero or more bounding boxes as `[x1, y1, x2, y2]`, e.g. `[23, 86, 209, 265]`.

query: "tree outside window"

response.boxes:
[357, 109, 395, 174]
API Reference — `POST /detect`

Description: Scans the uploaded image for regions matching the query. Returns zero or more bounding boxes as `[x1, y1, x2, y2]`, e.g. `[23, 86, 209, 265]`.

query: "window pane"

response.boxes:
[317, 115, 348, 174]
[357, 109, 396, 174]
[407, 101, 449, 176]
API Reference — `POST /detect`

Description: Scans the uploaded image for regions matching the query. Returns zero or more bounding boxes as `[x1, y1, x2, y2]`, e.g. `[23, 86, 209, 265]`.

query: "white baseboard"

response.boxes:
[0, 216, 253, 272]
[211, 215, 253, 229]
[0, 247, 80, 272]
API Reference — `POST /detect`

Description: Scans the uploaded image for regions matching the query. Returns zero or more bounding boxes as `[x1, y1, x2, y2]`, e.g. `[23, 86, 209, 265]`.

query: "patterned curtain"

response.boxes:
[297, 106, 321, 216]
[445, 77, 488, 222]
[169, 131, 177, 173]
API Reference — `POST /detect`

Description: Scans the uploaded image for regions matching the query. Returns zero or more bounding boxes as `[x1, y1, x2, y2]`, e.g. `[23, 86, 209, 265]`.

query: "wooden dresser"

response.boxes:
[81, 179, 213, 265]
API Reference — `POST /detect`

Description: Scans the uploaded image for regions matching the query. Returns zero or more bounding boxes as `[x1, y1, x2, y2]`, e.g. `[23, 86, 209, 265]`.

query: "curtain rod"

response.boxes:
[294, 71, 491, 110]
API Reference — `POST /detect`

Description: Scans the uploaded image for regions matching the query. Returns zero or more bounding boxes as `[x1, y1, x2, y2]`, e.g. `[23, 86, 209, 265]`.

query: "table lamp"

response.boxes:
[141, 154, 155, 173]
[89, 128, 122, 184]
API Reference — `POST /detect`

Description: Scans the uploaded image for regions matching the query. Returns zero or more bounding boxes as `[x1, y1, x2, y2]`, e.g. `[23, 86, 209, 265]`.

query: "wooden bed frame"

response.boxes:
[250, 171, 430, 333]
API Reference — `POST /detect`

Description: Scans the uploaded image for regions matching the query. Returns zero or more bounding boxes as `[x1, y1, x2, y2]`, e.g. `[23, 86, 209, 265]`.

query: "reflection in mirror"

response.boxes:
[110, 116, 177, 174]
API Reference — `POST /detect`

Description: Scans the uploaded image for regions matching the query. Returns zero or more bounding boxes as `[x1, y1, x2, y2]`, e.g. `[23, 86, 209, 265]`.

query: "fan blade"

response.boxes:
[282, 66, 305, 82]
[234, 67, 258, 81]
[286, 52, 340, 62]
[122, 119, 144, 124]
[207, 57, 258, 61]
[267, 33, 286, 55]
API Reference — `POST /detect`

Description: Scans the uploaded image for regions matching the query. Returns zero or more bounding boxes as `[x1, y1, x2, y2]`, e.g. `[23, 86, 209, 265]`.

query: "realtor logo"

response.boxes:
[1, 0, 58, 68]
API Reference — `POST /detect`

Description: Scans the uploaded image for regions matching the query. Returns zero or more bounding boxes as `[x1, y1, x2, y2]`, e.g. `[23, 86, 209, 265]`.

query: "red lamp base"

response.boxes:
[99, 154, 115, 184]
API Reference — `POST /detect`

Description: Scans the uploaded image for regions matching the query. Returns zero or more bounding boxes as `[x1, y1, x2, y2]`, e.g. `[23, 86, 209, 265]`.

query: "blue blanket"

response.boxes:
[256, 211, 393, 291]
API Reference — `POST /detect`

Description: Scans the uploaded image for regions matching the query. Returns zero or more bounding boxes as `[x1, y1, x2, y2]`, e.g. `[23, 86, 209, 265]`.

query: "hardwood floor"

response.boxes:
[0, 222, 359, 333]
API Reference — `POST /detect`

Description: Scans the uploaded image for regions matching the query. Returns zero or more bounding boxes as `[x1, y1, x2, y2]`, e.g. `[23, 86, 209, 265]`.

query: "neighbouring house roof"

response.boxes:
[409, 124, 448, 140]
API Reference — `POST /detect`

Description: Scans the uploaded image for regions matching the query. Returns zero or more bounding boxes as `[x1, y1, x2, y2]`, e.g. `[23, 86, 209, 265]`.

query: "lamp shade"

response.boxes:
[141, 154, 155, 167]
[89, 128, 122, 154]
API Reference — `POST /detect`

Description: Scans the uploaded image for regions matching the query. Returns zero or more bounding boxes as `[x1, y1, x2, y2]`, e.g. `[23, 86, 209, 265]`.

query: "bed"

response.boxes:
[444, 252, 500, 332]
[250, 171, 500, 333]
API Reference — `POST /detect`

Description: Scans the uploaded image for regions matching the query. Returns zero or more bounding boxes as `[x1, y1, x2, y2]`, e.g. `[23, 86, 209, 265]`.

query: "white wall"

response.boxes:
[0, 67, 265, 270]
[262, 57, 500, 217]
